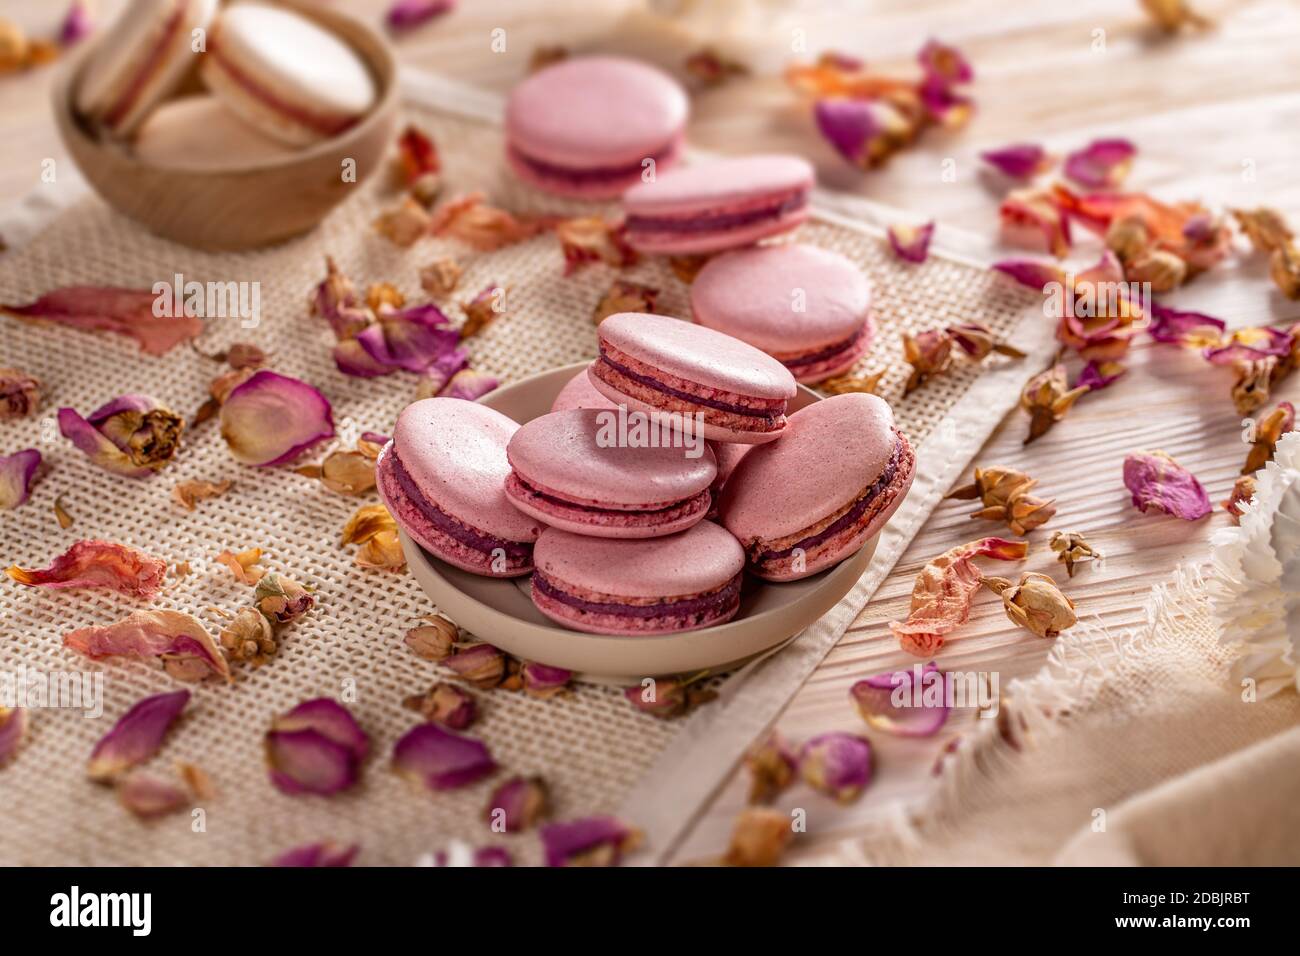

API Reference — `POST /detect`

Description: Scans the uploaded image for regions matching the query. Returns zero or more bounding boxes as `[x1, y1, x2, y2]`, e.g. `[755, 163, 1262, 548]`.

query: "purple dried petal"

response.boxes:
[0, 707, 27, 766]
[522, 662, 571, 699]
[850, 662, 950, 737]
[1123, 451, 1212, 520]
[357, 305, 459, 373]
[1075, 360, 1127, 391]
[541, 816, 641, 867]
[439, 368, 498, 401]
[443, 642, 506, 687]
[485, 775, 549, 832]
[60, 2, 94, 45]
[387, 0, 456, 31]
[799, 732, 873, 803]
[919, 74, 973, 127]
[117, 773, 189, 819]
[333, 339, 393, 377]
[1203, 327, 1294, 365]
[220, 369, 335, 466]
[64, 611, 231, 682]
[266, 698, 368, 796]
[813, 98, 894, 167]
[392, 723, 496, 791]
[887, 221, 935, 264]
[918, 38, 973, 85]
[88, 690, 190, 782]
[1064, 138, 1136, 190]
[992, 259, 1066, 291]
[0, 448, 41, 509]
[360, 431, 391, 445]
[980, 143, 1051, 180]
[272, 841, 360, 867]
[273, 698, 370, 758]
[1148, 302, 1227, 347]
[415, 345, 470, 396]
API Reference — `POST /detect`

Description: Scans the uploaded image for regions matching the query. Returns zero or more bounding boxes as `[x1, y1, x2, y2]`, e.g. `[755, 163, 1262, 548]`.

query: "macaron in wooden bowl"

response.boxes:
[398, 362, 889, 681]
[51, 0, 398, 250]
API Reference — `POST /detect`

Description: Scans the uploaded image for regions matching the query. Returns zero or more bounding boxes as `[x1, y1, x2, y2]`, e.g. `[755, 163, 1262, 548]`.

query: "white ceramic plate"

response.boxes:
[400, 362, 881, 680]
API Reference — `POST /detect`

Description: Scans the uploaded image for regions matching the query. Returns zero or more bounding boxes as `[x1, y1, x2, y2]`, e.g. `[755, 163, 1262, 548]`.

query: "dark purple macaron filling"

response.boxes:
[782, 327, 867, 370]
[625, 191, 808, 234]
[389, 450, 532, 562]
[753, 438, 904, 563]
[510, 473, 699, 516]
[509, 144, 677, 185]
[597, 346, 781, 424]
[532, 571, 742, 620]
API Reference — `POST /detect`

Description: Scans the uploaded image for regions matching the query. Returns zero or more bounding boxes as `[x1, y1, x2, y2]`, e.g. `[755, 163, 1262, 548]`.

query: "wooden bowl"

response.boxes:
[51, 1, 399, 251]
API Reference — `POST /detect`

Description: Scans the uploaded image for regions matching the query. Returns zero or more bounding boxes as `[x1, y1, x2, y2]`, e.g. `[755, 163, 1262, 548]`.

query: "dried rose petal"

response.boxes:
[1063, 138, 1136, 190]
[342, 503, 396, 546]
[412, 346, 472, 398]
[394, 123, 440, 186]
[1122, 450, 1211, 520]
[1243, 401, 1295, 474]
[521, 662, 571, 699]
[541, 816, 641, 867]
[1270, 243, 1300, 299]
[60, 2, 94, 45]
[1049, 530, 1101, 577]
[0, 448, 41, 509]
[999, 188, 1071, 257]
[1074, 360, 1125, 392]
[814, 97, 914, 169]
[216, 547, 264, 585]
[429, 192, 546, 251]
[743, 730, 796, 804]
[355, 304, 459, 374]
[1203, 326, 1294, 366]
[315, 449, 377, 495]
[919, 74, 973, 128]
[2, 287, 201, 356]
[918, 38, 973, 85]
[88, 690, 190, 782]
[172, 478, 232, 511]
[1148, 303, 1225, 347]
[1232, 207, 1292, 255]
[404, 682, 477, 730]
[406, 616, 458, 661]
[459, 285, 508, 339]
[65, 610, 230, 682]
[902, 329, 953, 394]
[386, 0, 455, 31]
[272, 841, 359, 867]
[485, 775, 549, 832]
[220, 370, 334, 466]
[991, 258, 1066, 291]
[117, 773, 189, 819]
[443, 642, 507, 689]
[983, 572, 1077, 638]
[947, 322, 1026, 361]
[980, 143, 1052, 180]
[254, 572, 313, 626]
[0, 367, 40, 419]
[851, 661, 950, 737]
[684, 46, 749, 87]
[724, 807, 793, 867]
[267, 698, 369, 796]
[1140, 0, 1212, 31]
[419, 258, 462, 297]
[392, 723, 496, 791]
[819, 370, 885, 395]
[53, 495, 74, 529]
[6, 540, 166, 598]
[593, 280, 658, 325]
[889, 537, 1029, 656]
[0, 707, 27, 767]
[59, 395, 184, 477]
[554, 217, 638, 275]
[887, 221, 934, 263]
[1222, 475, 1256, 522]
[799, 732, 872, 803]
[439, 368, 499, 401]
[310, 257, 373, 341]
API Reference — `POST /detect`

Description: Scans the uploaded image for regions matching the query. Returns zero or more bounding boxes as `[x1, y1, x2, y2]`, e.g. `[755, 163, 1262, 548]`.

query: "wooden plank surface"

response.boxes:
[2, 0, 1297, 865]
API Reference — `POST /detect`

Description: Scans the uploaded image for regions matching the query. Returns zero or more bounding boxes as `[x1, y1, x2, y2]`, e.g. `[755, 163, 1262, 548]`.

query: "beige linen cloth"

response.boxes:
[808, 569, 1300, 866]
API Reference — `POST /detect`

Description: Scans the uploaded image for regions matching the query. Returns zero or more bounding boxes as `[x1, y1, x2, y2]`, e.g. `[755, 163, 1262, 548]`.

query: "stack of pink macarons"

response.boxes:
[379, 313, 916, 638]
[74, 0, 377, 167]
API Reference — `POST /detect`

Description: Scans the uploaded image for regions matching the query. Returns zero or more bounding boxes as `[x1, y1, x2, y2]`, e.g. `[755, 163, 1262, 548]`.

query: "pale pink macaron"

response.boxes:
[719, 393, 916, 582]
[588, 312, 798, 445]
[550, 368, 617, 413]
[505, 56, 689, 200]
[75, 0, 218, 138]
[200, 2, 377, 147]
[505, 409, 717, 539]
[133, 95, 295, 169]
[377, 399, 542, 577]
[622, 154, 814, 255]
[691, 244, 875, 384]
[530, 522, 745, 635]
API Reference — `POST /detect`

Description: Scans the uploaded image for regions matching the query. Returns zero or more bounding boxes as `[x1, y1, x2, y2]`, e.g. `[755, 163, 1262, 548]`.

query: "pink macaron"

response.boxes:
[505, 409, 717, 539]
[75, 0, 219, 138]
[622, 154, 814, 255]
[589, 312, 798, 444]
[377, 399, 542, 577]
[505, 56, 689, 200]
[530, 522, 745, 635]
[550, 368, 617, 413]
[719, 394, 916, 582]
[705, 441, 751, 519]
[691, 244, 875, 384]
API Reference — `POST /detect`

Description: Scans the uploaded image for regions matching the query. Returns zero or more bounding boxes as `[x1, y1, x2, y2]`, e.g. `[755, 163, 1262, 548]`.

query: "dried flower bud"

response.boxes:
[0, 367, 41, 419]
[1020, 362, 1088, 444]
[948, 465, 1057, 535]
[405, 615, 458, 661]
[1048, 530, 1101, 577]
[1222, 475, 1256, 523]
[724, 808, 793, 867]
[366, 282, 406, 314]
[219, 606, 277, 667]
[374, 196, 432, 246]
[485, 775, 549, 833]
[1244, 401, 1296, 474]
[1269, 243, 1300, 299]
[1140, 0, 1212, 32]
[946, 323, 1026, 361]
[459, 284, 507, 338]
[1125, 249, 1187, 293]
[419, 258, 462, 297]
[983, 572, 1077, 638]
[592, 280, 658, 325]
[1104, 215, 1150, 265]
[623, 675, 717, 719]
[743, 731, 796, 804]
[59, 396, 185, 477]
[669, 255, 709, 283]
[443, 641, 507, 689]
[902, 329, 954, 394]
[254, 572, 313, 626]
[404, 681, 477, 730]
[818, 370, 885, 396]
[529, 45, 567, 72]
[1232, 207, 1293, 255]
[224, 342, 267, 369]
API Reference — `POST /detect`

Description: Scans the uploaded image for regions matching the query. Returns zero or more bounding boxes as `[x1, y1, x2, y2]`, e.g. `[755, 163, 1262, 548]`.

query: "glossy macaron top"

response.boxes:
[508, 409, 716, 508]
[597, 312, 797, 401]
[210, 3, 377, 118]
[720, 393, 900, 541]
[505, 56, 688, 168]
[550, 369, 617, 413]
[691, 245, 872, 352]
[623, 154, 814, 216]
[392, 398, 539, 543]
[534, 522, 744, 600]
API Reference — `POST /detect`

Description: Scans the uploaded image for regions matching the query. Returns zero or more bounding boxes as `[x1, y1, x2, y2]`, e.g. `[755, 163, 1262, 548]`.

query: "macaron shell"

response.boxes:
[391, 398, 541, 544]
[133, 95, 295, 169]
[691, 244, 872, 353]
[506, 140, 682, 201]
[505, 56, 688, 169]
[534, 522, 744, 600]
[550, 369, 618, 412]
[623, 154, 814, 216]
[623, 206, 810, 255]
[720, 393, 900, 542]
[507, 409, 717, 508]
[597, 312, 797, 402]
[586, 368, 786, 445]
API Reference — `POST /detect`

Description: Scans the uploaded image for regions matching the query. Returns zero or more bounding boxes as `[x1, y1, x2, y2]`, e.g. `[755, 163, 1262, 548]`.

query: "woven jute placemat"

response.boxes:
[0, 76, 1051, 865]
